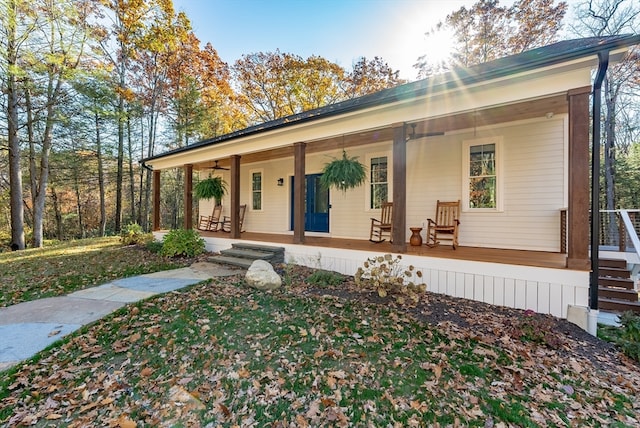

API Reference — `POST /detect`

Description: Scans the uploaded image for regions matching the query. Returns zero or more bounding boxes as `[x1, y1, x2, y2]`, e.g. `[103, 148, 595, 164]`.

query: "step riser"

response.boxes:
[599, 258, 628, 269]
[598, 298, 640, 314]
[599, 268, 631, 279]
[598, 287, 639, 302]
[599, 277, 635, 290]
[208, 256, 254, 269]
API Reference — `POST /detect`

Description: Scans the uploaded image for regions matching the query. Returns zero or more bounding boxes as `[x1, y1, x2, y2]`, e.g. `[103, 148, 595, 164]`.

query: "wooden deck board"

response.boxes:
[198, 231, 568, 270]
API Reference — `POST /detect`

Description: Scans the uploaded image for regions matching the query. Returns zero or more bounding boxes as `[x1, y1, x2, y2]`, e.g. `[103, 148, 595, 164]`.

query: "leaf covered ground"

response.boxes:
[0, 237, 189, 307]
[1, 265, 639, 427]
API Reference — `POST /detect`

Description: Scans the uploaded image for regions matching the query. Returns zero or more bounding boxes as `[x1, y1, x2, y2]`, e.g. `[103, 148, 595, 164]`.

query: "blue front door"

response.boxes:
[290, 174, 329, 232]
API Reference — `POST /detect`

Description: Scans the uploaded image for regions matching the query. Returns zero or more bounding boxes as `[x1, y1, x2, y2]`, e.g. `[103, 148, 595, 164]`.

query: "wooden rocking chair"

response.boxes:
[426, 200, 461, 249]
[221, 204, 247, 233]
[198, 204, 222, 231]
[369, 202, 393, 243]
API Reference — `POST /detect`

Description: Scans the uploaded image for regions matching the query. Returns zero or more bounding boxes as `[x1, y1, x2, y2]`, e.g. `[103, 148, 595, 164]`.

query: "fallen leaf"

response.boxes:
[140, 367, 153, 377]
[116, 415, 137, 428]
[45, 413, 63, 420]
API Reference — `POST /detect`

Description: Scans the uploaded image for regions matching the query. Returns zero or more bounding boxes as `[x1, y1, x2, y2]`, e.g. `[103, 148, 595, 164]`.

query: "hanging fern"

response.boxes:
[320, 150, 367, 192]
[194, 176, 227, 203]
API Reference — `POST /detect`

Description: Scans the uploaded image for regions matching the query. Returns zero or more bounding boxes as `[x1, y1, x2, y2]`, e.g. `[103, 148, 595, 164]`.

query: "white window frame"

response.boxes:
[250, 169, 263, 211]
[365, 151, 392, 211]
[462, 137, 503, 212]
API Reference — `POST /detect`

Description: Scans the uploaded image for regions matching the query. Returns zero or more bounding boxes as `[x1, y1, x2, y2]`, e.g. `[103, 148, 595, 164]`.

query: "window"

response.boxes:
[370, 156, 388, 209]
[463, 138, 502, 211]
[251, 171, 262, 210]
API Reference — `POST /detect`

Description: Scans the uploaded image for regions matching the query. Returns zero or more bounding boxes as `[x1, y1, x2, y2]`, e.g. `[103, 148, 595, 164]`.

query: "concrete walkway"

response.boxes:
[0, 262, 241, 372]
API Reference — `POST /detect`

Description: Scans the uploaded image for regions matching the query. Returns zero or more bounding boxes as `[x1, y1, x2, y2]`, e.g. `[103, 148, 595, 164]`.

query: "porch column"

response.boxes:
[391, 123, 407, 253]
[566, 86, 591, 270]
[230, 155, 241, 239]
[293, 142, 306, 244]
[152, 169, 161, 231]
[184, 164, 193, 230]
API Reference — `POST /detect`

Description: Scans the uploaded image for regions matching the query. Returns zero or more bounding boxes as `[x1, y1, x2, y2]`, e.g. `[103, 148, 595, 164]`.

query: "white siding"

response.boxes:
[197, 117, 567, 252]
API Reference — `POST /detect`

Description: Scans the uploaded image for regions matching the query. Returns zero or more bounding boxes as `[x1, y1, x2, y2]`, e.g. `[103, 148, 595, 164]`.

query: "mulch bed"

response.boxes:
[282, 264, 625, 372]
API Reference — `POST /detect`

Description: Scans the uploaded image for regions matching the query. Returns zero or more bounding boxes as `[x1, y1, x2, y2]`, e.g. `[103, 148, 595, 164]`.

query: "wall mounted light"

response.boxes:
[277, 177, 284, 186]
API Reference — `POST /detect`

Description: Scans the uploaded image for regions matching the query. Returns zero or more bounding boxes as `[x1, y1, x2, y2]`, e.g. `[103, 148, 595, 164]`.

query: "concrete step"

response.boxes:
[599, 266, 631, 279]
[599, 258, 627, 269]
[598, 298, 640, 314]
[598, 287, 639, 302]
[220, 248, 275, 261]
[599, 277, 635, 290]
[231, 243, 285, 264]
[207, 255, 253, 269]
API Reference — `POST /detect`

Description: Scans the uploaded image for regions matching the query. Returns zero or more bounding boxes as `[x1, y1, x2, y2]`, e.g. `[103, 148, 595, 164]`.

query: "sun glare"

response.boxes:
[387, 2, 457, 79]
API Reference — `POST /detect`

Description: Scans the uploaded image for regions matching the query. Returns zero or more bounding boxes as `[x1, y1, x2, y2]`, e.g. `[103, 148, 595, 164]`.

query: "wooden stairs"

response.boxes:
[598, 258, 640, 313]
[208, 243, 285, 269]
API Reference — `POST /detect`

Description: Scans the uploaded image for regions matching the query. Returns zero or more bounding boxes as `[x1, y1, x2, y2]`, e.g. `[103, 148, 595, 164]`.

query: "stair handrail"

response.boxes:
[620, 209, 640, 259]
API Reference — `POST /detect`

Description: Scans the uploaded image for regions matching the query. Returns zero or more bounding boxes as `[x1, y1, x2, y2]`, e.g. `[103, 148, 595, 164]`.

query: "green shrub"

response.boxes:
[615, 311, 640, 362]
[355, 254, 425, 305]
[306, 269, 345, 287]
[145, 239, 164, 254]
[161, 229, 206, 258]
[120, 222, 152, 246]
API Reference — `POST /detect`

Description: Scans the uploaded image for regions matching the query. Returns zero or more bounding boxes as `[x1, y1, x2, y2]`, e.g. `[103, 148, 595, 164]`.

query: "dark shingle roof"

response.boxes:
[143, 34, 640, 164]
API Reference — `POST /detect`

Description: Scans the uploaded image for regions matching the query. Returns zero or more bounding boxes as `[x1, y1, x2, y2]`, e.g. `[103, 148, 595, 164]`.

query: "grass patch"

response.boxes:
[2, 278, 639, 426]
[1, 239, 639, 426]
[0, 237, 189, 307]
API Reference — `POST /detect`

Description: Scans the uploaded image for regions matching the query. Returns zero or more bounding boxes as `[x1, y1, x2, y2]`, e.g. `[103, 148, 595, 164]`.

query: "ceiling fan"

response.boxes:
[205, 160, 230, 171]
[407, 123, 444, 140]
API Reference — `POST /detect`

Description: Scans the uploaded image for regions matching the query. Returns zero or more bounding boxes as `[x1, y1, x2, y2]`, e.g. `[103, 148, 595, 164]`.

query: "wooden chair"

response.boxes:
[198, 204, 222, 231]
[426, 200, 461, 249]
[221, 204, 247, 233]
[369, 202, 393, 243]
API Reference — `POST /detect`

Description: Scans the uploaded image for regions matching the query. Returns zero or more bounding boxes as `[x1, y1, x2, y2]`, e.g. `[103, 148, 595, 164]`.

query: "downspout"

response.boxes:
[140, 160, 153, 172]
[588, 50, 609, 334]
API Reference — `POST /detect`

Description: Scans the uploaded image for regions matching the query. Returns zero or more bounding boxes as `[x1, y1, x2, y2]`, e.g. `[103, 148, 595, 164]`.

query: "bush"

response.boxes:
[618, 312, 640, 362]
[145, 240, 164, 254]
[120, 222, 152, 246]
[161, 229, 206, 258]
[355, 254, 425, 305]
[306, 269, 345, 287]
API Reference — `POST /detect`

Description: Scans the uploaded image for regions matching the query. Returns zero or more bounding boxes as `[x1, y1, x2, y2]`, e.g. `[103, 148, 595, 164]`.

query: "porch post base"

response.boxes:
[566, 258, 590, 270]
[587, 309, 599, 336]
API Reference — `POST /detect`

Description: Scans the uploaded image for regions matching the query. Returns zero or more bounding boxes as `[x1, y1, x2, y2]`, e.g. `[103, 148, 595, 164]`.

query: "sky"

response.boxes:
[171, 0, 483, 81]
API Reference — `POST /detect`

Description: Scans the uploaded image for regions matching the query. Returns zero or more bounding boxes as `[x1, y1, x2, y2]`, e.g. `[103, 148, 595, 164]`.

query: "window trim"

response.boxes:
[365, 151, 392, 211]
[250, 169, 263, 211]
[462, 137, 503, 212]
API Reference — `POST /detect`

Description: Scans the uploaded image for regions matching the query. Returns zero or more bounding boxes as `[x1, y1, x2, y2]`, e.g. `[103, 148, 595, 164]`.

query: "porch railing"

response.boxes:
[598, 209, 640, 258]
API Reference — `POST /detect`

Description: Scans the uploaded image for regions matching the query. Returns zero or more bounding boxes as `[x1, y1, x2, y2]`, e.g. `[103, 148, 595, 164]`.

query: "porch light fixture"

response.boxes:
[277, 177, 284, 186]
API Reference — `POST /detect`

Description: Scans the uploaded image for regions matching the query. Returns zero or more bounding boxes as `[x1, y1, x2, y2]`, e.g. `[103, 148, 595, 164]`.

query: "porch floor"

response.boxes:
[198, 230, 568, 270]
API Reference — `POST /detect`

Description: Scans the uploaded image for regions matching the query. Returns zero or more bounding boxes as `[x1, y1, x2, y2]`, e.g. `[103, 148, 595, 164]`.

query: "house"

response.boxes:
[142, 35, 640, 330]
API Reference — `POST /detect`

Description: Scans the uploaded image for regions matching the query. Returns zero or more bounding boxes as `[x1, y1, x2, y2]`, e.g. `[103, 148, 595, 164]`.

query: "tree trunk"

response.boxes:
[6, 0, 25, 250]
[95, 109, 106, 236]
[603, 76, 618, 245]
[127, 115, 136, 224]
[115, 91, 124, 232]
[73, 166, 84, 238]
[50, 186, 63, 240]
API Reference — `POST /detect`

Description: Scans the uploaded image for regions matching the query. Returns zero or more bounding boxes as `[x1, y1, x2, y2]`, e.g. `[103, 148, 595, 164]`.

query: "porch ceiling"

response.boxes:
[194, 94, 568, 170]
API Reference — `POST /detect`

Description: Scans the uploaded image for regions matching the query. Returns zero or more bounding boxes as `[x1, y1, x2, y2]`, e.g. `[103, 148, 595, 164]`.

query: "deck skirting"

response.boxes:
[156, 232, 589, 319]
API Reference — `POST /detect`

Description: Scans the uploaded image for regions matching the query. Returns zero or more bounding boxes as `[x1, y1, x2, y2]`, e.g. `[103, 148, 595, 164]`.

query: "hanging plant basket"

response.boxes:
[194, 176, 227, 204]
[320, 150, 367, 192]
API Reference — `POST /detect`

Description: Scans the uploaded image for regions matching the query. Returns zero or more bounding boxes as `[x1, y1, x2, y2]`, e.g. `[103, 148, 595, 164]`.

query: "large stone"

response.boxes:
[245, 260, 282, 290]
